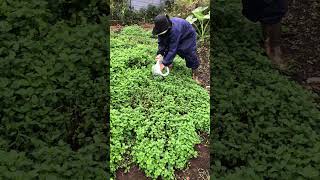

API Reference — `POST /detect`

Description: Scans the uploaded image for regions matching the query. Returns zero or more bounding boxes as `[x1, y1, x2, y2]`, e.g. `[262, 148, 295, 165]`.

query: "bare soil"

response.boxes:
[175, 134, 210, 180]
[116, 166, 151, 180]
[281, 0, 320, 99]
[195, 42, 210, 91]
[110, 24, 123, 33]
[115, 135, 209, 180]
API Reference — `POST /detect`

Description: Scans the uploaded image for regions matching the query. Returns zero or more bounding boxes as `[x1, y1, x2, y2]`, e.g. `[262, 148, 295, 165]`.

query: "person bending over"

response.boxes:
[242, 0, 288, 68]
[152, 14, 200, 82]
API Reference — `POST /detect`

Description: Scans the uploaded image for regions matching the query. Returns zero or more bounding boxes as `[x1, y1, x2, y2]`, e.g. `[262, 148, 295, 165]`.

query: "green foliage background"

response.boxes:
[110, 26, 209, 179]
[110, 0, 209, 25]
[211, 0, 320, 179]
[110, 0, 163, 25]
[0, 0, 109, 179]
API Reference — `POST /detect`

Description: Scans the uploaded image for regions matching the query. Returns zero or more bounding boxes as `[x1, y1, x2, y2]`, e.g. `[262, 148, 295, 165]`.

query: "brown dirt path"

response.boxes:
[281, 0, 320, 99]
[115, 135, 209, 180]
[195, 42, 210, 92]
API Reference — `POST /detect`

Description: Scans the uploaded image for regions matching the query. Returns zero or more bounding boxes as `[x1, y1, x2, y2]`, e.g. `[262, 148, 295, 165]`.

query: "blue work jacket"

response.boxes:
[242, 0, 288, 24]
[157, 17, 197, 66]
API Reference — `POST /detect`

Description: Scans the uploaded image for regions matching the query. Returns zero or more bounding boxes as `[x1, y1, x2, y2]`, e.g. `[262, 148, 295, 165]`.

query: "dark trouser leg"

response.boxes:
[187, 52, 200, 82]
[177, 51, 200, 70]
[269, 22, 281, 48]
[261, 22, 282, 56]
[260, 0, 288, 69]
[187, 53, 200, 73]
[178, 51, 200, 82]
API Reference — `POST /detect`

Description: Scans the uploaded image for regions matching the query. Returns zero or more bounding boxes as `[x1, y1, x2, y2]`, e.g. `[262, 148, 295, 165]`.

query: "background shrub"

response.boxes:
[110, 0, 163, 25]
[0, 0, 109, 179]
[110, 0, 209, 25]
[211, 0, 320, 179]
[165, 0, 209, 19]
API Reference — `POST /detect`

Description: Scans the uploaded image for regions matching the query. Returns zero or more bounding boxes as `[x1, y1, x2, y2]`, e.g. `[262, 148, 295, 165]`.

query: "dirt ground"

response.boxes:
[175, 134, 210, 180]
[116, 166, 151, 180]
[195, 42, 210, 91]
[116, 135, 210, 180]
[281, 0, 320, 99]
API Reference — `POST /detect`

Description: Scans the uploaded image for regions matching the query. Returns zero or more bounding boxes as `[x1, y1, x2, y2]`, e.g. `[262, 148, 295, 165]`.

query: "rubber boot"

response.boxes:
[270, 22, 287, 70]
[261, 23, 272, 57]
[262, 22, 287, 70]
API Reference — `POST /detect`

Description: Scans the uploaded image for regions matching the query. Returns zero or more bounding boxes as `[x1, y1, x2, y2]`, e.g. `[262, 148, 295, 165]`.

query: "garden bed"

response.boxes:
[110, 24, 211, 91]
[116, 137, 209, 180]
[110, 26, 210, 180]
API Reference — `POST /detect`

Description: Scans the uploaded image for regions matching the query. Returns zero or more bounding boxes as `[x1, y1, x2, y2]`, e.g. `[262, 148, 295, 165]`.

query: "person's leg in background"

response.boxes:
[260, 0, 288, 69]
[182, 51, 200, 82]
[177, 29, 201, 83]
[262, 23, 281, 64]
[242, 0, 288, 69]
[261, 23, 271, 56]
[177, 51, 200, 72]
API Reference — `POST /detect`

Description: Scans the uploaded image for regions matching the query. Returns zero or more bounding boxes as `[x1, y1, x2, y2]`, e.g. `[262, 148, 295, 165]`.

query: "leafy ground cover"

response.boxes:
[211, 0, 320, 179]
[110, 26, 210, 179]
[0, 0, 109, 179]
[110, 23, 210, 91]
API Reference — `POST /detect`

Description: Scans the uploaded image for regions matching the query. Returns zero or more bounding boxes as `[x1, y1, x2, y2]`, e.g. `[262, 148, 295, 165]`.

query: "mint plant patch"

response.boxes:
[110, 26, 210, 179]
[0, 1, 109, 179]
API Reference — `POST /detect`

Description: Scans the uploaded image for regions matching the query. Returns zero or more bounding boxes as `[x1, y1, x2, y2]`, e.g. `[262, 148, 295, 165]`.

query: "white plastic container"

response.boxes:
[152, 58, 169, 77]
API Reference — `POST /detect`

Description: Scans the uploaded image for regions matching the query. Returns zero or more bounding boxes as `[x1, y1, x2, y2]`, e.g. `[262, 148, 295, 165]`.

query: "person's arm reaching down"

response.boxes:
[157, 36, 167, 56]
[162, 32, 181, 66]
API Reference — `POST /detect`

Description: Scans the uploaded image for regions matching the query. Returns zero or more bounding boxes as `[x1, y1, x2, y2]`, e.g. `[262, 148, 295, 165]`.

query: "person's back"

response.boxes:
[152, 14, 200, 83]
[169, 17, 195, 41]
